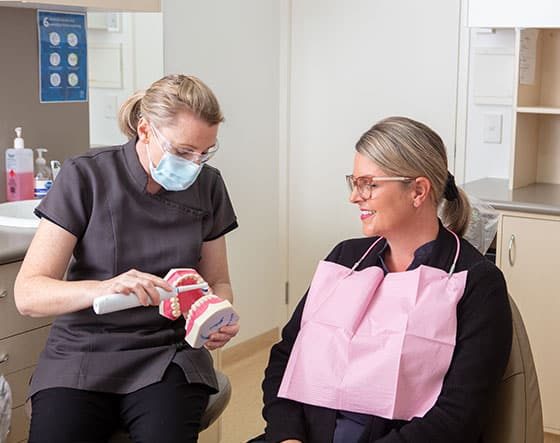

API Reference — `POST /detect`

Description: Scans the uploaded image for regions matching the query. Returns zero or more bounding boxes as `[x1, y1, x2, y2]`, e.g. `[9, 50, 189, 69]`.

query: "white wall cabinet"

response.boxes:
[496, 212, 560, 434]
[0, 0, 159, 12]
[468, 0, 560, 28]
[0, 260, 51, 443]
[464, 27, 560, 190]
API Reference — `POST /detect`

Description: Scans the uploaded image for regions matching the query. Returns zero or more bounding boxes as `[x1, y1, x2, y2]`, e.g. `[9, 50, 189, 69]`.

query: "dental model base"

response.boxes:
[184, 294, 239, 348]
[93, 268, 238, 349]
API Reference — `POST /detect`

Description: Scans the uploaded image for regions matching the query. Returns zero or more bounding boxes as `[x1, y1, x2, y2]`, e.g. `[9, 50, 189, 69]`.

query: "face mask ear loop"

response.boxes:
[145, 142, 158, 170]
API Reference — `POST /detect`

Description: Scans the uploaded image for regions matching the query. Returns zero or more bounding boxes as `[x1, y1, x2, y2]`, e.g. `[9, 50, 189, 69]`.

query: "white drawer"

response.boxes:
[5, 366, 35, 409]
[0, 326, 50, 376]
[6, 404, 29, 443]
[0, 261, 52, 338]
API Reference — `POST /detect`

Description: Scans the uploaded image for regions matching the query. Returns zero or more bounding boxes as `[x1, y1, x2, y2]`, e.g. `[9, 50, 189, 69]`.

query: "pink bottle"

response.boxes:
[5, 127, 34, 201]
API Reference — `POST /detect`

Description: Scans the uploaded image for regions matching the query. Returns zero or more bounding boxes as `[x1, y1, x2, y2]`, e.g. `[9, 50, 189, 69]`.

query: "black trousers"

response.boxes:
[28, 363, 211, 443]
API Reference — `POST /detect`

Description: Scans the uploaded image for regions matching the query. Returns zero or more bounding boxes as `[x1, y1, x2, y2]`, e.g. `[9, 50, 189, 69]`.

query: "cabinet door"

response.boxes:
[468, 0, 560, 27]
[6, 404, 28, 443]
[500, 215, 560, 433]
[0, 261, 51, 338]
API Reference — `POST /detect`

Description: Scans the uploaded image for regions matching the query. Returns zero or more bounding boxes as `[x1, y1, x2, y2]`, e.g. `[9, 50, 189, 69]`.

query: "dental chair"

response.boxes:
[481, 295, 544, 443]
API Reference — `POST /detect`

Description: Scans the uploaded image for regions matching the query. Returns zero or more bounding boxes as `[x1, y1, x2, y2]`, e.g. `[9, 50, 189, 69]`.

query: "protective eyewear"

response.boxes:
[345, 174, 413, 200]
[151, 124, 219, 163]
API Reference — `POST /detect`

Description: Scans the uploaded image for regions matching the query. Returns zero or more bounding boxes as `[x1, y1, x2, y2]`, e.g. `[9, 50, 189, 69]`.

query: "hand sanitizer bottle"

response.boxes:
[34, 148, 53, 199]
[5, 127, 34, 201]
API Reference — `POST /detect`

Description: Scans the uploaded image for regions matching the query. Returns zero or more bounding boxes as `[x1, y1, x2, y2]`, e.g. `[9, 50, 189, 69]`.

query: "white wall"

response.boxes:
[88, 12, 163, 147]
[161, 0, 466, 338]
[162, 0, 286, 343]
[287, 0, 462, 313]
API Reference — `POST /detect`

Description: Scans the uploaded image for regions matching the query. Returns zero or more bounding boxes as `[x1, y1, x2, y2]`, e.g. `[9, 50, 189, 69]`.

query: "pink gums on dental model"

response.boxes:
[159, 268, 207, 320]
[159, 269, 239, 348]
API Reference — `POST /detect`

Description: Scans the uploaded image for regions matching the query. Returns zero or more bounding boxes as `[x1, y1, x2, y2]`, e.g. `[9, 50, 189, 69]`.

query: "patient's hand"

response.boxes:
[204, 323, 240, 350]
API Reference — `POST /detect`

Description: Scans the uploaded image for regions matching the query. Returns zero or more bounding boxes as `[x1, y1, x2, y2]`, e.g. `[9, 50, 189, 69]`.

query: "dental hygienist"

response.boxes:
[14, 74, 239, 443]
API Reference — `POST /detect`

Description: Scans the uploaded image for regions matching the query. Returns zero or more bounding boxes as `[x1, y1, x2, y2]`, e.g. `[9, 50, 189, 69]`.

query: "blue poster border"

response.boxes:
[37, 10, 88, 103]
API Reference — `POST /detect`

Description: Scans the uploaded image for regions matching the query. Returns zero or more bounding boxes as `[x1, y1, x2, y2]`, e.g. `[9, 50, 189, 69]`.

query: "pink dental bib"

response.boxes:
[278, 234, 467, 420]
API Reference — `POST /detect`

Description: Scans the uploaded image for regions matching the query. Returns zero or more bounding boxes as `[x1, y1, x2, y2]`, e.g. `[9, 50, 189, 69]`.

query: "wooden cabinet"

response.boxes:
[0, 0, 160, 12]
[0, 261, 51, 443]
[512, 28, 560, 189]
[496, 212, 560, 434]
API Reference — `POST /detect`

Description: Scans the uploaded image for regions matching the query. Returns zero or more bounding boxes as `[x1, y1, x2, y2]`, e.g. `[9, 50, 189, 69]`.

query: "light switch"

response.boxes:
[103, 95, 118, 119]
[483, 113, 502, 144]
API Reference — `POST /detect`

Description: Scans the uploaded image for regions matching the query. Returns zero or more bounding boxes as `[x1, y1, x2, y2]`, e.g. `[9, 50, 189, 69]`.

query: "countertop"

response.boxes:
[462, 178, 560, 216]
[0, 225, 35, 265]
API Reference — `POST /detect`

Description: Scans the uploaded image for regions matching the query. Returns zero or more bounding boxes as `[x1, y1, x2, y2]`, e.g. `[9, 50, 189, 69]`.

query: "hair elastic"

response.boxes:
[444, 172, 459, 201]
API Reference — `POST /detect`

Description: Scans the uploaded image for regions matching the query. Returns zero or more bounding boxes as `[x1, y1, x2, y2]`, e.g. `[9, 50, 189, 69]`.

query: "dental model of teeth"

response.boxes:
[183, 294, 239, 348]
[159, 269, 239, 348]
[94, 268, 238, 349]
[159, 269, 208, 320]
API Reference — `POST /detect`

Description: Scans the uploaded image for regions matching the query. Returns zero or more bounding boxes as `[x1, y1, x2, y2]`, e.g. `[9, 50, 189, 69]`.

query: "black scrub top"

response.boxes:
[29, 138, 238, 397]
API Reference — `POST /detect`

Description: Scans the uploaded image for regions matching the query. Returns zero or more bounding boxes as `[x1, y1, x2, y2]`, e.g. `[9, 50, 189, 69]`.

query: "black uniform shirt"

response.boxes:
[29, 138, 238, 397]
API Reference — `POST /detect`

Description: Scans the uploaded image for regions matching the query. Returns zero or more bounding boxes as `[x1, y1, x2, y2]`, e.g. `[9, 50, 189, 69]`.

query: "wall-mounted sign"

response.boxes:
[37, 10, 88, 103]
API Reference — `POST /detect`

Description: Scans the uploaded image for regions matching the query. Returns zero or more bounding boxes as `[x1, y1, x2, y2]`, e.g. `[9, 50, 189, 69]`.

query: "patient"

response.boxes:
[258, 116, 513, 443]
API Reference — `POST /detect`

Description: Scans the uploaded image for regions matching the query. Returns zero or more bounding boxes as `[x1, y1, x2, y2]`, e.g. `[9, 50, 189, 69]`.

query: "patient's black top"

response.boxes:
[29, 138, 237, 397]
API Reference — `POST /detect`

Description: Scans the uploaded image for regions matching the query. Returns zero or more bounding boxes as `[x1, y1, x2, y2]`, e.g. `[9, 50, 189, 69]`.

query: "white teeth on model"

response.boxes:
[361, 210, 375, 215]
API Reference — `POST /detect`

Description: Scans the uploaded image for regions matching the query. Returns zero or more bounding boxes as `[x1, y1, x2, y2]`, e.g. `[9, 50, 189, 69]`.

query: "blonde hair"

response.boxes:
[118, 74, 224, 138]
[356, 116, 471, 236]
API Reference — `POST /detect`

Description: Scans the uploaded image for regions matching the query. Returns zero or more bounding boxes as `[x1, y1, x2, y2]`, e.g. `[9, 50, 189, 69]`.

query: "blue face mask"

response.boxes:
[146, 144, 203, 191]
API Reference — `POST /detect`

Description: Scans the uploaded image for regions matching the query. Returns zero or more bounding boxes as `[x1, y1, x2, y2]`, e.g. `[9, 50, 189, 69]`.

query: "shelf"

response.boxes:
[517, 106, 560, 115]
[0, 0, 160, 12]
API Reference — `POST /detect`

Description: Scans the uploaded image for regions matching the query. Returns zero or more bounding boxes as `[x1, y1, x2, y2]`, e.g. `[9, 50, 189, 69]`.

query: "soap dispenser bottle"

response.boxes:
[5, 127, 34, 201]
[34, 148, 53, 199]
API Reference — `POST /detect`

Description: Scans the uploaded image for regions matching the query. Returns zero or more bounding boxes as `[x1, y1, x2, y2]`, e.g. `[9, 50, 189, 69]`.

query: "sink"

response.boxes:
[0, 199, 40, 228]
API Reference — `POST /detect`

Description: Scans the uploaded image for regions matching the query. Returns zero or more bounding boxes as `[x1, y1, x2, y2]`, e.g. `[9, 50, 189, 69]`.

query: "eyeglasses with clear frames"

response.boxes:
[345, 175, 414, 200]
[150, 124, 219, 163]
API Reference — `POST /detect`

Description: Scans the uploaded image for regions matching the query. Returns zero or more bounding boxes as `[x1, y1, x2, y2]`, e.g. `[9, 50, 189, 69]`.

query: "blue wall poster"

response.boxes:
[37, 10, 88, 103]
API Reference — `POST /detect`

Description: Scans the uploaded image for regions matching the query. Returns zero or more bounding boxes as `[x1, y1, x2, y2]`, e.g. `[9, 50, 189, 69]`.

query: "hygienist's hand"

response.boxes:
[99, 269, 173, 307]
[281, 440, 302, 443]
[204, 323, 240, 350]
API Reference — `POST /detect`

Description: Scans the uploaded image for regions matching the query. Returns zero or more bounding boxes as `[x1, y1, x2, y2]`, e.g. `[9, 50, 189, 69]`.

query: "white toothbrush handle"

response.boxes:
[93, 283, 208, 314]
[93, 287, 173, 314]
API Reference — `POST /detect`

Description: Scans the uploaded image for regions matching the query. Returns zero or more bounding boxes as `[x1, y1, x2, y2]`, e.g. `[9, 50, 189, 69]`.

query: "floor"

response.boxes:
[220, 344, 560, 443]
[221, 346, 269, 443]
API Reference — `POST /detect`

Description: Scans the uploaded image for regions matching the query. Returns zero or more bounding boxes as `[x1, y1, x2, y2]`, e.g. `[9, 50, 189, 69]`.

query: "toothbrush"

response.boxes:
[93, 283, 209, 314]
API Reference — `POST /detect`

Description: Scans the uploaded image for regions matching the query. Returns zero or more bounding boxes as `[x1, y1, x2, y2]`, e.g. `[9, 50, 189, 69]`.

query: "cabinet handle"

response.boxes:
[0, 289, 7, 299]
[0, 353, 8, 364]
[508, 234, 516, 266]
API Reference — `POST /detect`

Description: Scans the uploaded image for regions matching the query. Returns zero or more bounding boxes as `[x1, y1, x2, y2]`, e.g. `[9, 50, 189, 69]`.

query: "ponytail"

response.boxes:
[440, 187, 471, 237]
[118, 90, 145, 139]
